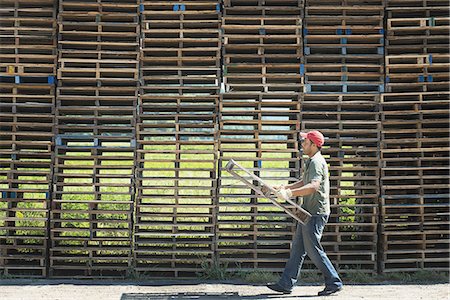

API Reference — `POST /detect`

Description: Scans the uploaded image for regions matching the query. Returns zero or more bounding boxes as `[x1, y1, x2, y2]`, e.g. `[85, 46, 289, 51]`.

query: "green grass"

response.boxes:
[382, 270, 450, 283]
[195, 263, 449, 284]
[238, 270, 279, 284]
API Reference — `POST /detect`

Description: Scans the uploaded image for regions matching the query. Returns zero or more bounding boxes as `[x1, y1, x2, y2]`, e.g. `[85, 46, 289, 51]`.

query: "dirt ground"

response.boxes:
[0, 279, 448, 300]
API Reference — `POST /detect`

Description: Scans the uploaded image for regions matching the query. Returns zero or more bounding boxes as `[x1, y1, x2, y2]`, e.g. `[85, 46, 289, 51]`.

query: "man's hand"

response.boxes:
[276, 188, 293, 201]
[272, 184, 285, 191]
[260, 185, 272, 197]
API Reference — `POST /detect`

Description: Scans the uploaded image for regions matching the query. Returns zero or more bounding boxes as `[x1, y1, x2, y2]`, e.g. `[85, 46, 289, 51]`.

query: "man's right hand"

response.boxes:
[272, 184, 285, 191]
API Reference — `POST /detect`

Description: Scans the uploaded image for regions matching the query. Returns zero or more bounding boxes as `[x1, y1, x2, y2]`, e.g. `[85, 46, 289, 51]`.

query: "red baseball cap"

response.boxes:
[300, 130, 325, 147]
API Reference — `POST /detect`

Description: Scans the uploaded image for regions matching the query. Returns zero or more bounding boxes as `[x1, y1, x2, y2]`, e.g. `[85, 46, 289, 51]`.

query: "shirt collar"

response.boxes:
[305, 151, 321, 162]
[304, 151, 321, 169]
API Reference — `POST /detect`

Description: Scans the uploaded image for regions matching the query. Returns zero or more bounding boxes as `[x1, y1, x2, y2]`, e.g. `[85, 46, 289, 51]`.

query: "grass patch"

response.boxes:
[343, 271, 379, 284]
[300, 271, 322, 283]
[237, 270, 279, 284]
[382, 270, 449, 284]
[195, 264, 450, 285]
[196, 260, 232, 280]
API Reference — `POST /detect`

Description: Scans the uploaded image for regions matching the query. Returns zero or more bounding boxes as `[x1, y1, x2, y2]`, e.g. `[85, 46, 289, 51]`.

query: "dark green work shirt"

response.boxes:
[302, 151, 330, 215]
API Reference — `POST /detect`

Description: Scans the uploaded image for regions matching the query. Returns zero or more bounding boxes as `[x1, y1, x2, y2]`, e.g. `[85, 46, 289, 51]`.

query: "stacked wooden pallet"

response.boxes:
[380, 92, 449, 272]
[300, 94, 380, 274]
[0, 0, 57, 278]
[385, 0, 449, 92]
[218, 0, 303, 272]
[136, 0, 220, 277]
[303, 0, 384, 93]
[381, 0, 450, 273]
[51, 0, 139, 278]
[222, 0, 303, 93]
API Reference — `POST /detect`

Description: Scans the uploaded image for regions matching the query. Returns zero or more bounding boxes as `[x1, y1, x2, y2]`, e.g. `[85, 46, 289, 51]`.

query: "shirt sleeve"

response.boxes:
[309, 160, 324, 183]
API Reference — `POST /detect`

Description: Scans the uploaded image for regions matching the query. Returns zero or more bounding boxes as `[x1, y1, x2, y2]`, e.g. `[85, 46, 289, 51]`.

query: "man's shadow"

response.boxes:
[120, 292, 320, 299]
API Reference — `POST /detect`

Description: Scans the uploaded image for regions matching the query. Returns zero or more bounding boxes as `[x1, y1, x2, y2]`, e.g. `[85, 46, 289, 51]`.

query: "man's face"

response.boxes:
[301, 138, 314, 156]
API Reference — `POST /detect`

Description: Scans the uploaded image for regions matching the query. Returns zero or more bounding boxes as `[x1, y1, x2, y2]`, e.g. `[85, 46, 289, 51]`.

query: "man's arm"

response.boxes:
[290, 180, 320, 197]
[286, 180, 304, 190]
[273, 179, 304, 191]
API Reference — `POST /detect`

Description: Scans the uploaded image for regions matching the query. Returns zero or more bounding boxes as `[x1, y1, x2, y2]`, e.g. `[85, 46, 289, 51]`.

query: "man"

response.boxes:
[266, 130, 343, 296]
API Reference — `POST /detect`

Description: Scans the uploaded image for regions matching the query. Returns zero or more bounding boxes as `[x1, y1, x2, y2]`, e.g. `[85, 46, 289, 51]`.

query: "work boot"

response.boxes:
[318, 285, 342, 296]
[266, 282, 292, 294]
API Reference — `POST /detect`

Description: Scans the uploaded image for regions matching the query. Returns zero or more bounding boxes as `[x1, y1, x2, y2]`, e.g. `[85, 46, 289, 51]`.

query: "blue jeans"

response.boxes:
[278, 215, 343, 290]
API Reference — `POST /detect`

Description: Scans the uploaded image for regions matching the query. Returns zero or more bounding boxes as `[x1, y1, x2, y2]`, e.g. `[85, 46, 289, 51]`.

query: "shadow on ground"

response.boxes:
[120, 292, 319, 299]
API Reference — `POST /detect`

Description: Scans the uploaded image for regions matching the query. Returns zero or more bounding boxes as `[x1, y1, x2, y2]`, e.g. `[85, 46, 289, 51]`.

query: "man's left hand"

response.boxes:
[261, 185, 272, 197]
[276, 188, 293, 201]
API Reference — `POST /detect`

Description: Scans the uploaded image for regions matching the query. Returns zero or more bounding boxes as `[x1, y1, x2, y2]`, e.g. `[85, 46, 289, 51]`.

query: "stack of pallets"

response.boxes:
[51, 0, 139, 278]
[303, 0, 384, 93]
[222, 0, 303, 93]
[136, 0, 220, 277]
[300, 93, 380, 274]
[385, 0, 449, 93]
[218, 0, 303, 272]
[300, 0, 383, 275]
[0, 0, 57, 278]
[380, 0, 450, 272]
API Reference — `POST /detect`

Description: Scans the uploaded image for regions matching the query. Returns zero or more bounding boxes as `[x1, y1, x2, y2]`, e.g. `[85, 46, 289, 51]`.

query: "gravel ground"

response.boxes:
[1, 279, 449, 300]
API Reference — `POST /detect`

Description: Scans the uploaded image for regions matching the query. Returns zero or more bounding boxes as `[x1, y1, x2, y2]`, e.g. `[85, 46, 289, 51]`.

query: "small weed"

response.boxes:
[344, 271, 378, 284]
[196, 260, 232, 280]
[237, 270, 278, 284]
[0, 271, 14, 280]
[127, 267, 152, 281]
[300, 271, 322, 283]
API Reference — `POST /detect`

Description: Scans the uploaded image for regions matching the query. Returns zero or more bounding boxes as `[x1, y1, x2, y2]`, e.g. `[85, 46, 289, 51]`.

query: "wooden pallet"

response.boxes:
[134, 93, 218, 277]
[0, 158, 51, 278]
[385, 9, 449, 55]
[0, 0, 57, 79]
[50, 144, 135, 278]
[381, 95, 450, 151]
[386, 2, 449, 18]
[136, 2, 220, 277]
[303, 2, 384, 93]
[380, 89, 449, 273]
[305, 1, 384, 19]
[380, 229, 449, 272]
[0, 0, 56, 272]
[224, 0, 303, 13]
[59, 0, 138, 14]
[304, 56, 384, 82]
[223, 2, 302, 94]
[141, 0, 221, 98]
[386, 0, 449, 8]
[49, 0, 140, 278]
[385, 54, 450, 92]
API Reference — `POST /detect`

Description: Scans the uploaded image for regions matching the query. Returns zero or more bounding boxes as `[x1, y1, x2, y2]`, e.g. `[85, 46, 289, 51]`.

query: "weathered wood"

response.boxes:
[225, 159, 311, 225]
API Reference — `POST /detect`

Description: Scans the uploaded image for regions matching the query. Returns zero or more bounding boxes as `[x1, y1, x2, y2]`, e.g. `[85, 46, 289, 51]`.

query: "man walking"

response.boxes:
[267, 130, 343, 296]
